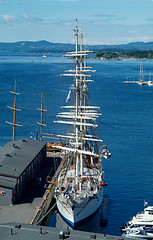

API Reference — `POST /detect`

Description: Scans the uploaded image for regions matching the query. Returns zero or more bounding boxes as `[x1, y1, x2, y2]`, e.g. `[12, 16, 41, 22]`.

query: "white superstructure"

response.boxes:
[121, 204, 153, 238]
[128, 206, 153, 227]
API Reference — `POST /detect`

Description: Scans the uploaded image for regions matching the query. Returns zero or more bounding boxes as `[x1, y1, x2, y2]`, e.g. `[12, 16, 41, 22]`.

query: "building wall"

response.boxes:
[12, 144, 46, 204]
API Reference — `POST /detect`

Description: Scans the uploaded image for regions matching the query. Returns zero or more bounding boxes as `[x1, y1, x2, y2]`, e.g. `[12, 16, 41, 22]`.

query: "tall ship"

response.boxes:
[53, 19, 111, 228]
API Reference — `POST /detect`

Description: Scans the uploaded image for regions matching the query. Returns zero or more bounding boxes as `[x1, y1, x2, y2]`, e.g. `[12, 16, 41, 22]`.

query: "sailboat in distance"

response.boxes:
[53, 19, 111, 228]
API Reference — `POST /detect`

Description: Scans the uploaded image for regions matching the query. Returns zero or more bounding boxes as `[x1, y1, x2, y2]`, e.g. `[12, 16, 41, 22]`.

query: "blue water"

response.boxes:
[1, 53, 153, 236]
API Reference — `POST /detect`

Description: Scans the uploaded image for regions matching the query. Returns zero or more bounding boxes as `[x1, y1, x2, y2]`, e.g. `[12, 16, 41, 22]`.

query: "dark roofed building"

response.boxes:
[0, 138, 46, 204]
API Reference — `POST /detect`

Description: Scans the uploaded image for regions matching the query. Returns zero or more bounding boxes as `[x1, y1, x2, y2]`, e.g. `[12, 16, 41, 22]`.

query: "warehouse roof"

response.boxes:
[0, 138, 46, 189]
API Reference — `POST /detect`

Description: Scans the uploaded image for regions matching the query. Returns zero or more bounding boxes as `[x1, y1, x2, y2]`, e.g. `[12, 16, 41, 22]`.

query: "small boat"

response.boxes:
[137, 63, 147, 85]
[42, 55, 48, 58]
[101, 145, 111, 159]
[146, 73, 153, 86]
[147, 80, 153, 86]
[138, 80, 147, 85]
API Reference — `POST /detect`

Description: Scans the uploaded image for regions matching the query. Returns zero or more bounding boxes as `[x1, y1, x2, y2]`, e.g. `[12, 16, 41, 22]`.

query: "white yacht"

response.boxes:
[121, 203, 153, 237]
[127, 205, 153, 227]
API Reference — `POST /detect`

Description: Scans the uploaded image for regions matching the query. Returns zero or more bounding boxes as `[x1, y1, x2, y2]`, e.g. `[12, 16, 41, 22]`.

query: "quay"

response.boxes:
[0, 138, 64, 225]
[0, 138, 128, 240]
[0, 223, 129, 240]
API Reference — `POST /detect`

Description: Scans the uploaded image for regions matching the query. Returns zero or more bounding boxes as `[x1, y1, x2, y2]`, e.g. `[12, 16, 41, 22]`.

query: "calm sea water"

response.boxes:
[1, 53, 153, 236]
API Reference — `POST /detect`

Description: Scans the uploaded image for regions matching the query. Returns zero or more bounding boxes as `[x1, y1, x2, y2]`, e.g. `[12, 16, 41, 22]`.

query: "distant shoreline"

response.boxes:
[96, 50, 153, 60]
[95, 57, 153, 61]
[1, 51, 153, 61]
[1, 40, 153, 56]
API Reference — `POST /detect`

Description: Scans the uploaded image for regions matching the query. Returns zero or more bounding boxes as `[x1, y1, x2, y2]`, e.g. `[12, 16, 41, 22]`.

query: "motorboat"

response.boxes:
[121, 203, 153, 237]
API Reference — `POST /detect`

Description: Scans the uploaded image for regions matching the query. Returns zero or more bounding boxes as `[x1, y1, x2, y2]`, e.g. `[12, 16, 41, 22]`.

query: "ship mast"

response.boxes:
[37, 93, 47, 141]
[6, 79, 23, 141]
[74, 18, 80, 186]
[53, 19, 103, 187]
[79, 26, 84, 181]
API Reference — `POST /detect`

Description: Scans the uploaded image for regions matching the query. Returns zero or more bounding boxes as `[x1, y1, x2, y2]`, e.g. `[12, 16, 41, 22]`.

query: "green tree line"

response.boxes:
[96, 50, 153, 60]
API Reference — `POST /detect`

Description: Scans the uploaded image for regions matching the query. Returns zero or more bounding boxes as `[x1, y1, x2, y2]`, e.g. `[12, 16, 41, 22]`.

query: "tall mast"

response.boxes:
[12, 79, 17, 141]
[53, 20, 103, 187]
[74, 18, 79, 118]
[6, 79, 23, 141]
[140, 63, 144, 82]
[37, 93, 47, 141]
[79, 26, 84, 179]
[74, 18, 79, 185]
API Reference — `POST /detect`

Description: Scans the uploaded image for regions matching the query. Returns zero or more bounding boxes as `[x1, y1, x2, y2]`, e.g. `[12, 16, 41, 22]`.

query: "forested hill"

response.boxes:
[1, 40, 153, 53]
[0, 41, 74, 53]
[96, 50, 153, 60]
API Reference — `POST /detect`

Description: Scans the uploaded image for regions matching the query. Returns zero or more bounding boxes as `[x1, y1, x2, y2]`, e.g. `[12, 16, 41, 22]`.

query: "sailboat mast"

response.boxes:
[79, 27, 83, 110]
[36, 93, 47, 141]
[40, 94, 44, 141]
[140, 63, 144, 81]
[12, 79, 17, 141]
[79, 28, 84, 179]
[6, 79, 23, 141]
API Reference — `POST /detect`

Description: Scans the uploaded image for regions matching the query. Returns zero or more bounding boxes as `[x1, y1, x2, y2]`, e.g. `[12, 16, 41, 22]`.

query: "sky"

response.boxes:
[1, 0, 153, 45]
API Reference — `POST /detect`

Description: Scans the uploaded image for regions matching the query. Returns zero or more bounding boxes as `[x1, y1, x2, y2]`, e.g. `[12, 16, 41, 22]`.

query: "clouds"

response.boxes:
[88, 14, 126, 24]
[19, 14, 43, 23]
[0, 14, 43, 24]
[84, 22, 153, 45]
[90, 14, 126, 24]
[0, 15, 17, 23]
[1, 0, 153, 44]
[1, 12, 153, 45]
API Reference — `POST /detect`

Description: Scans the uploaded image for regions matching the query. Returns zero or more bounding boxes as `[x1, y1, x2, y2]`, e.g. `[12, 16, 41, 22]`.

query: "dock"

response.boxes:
[0, 139, 128, 240]
[122, 81, 138, 84]
[0, 222, 130, 240]
[0, 138, 63, 224]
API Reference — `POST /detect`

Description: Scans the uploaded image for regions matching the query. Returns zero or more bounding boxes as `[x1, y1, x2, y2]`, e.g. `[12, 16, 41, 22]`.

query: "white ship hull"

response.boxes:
[56, 188, 103, 227]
